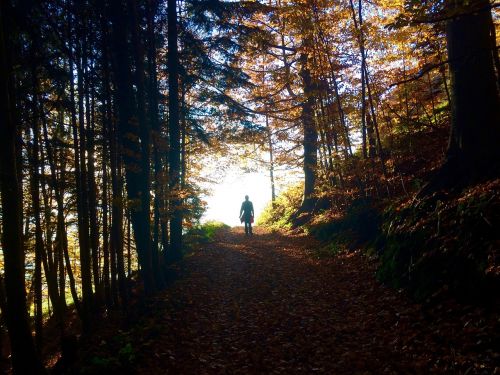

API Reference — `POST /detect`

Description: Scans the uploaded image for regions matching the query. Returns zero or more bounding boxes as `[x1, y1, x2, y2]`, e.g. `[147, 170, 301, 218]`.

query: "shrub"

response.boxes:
[257, 183, 303, 230]
[184, 220, 230, 250]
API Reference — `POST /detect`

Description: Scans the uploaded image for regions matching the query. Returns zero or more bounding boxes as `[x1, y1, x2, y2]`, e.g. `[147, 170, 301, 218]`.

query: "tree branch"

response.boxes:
[409, 2, 500, 25]
[389, 60, 449, 87]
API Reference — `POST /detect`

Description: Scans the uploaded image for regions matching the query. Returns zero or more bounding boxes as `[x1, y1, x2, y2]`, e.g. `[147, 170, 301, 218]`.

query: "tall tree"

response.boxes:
[445, 0, 500, 179]
[419, 0, 500, 194]
[299, 48, 318, 212]
[0, 1, 46, 372]
[167, 0, 183, 262]
[108, 0, 156, 293]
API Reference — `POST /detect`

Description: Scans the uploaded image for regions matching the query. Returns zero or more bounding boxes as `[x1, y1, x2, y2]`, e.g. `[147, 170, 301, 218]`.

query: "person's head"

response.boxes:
[245, 195, 249, 201]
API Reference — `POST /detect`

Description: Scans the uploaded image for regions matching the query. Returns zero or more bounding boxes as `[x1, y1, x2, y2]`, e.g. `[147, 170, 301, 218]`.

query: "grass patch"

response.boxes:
[257, 183, 303, 230]
[184, 221, 230, 251]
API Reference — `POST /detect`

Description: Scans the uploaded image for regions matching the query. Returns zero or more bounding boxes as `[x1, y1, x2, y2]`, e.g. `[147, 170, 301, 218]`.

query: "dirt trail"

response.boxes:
[129, 227, 497, 374]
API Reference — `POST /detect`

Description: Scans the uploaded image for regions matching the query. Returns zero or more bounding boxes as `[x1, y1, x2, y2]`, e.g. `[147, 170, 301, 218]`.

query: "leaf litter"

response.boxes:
[84, 226, 499, 374]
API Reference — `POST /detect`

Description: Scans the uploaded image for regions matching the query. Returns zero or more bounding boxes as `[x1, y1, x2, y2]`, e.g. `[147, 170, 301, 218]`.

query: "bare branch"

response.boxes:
[389, 60, 449, 87]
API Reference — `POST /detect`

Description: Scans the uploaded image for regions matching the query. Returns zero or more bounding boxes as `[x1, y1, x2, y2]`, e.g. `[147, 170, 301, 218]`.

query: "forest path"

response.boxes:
[133, 227, 494, 374]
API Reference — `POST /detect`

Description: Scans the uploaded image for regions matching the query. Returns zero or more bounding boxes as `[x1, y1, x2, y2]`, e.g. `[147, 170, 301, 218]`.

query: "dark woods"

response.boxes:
[0, 0, 260, 372]
[0, 0, 174, 372]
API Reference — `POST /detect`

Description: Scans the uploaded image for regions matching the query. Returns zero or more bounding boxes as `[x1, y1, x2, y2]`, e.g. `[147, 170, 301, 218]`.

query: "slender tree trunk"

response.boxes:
[180, 83, 187, 191]
[110, 110, 126, 306]
[147, 0, 165, 284]
[98, 14, 112, 308]
[49, 110, 80, 314]
[436, 43, 452, 104]
[298, 50, 317, 213]
[107, 0, 131, 303]
[363, 64, 387, 177]
[102, 86, 111, 308]
[34, 223, 43, 352]
[318, 93, 335, 175]
[129, 0, 156, 291]
[27, 71, 46, 352]
[109, 0, 155, 294]
[73, 40, 93, 331]
[108, 103, 122, 305]
[167, 0, 183, 262]
[86, 76, 101, 299]
[266, 114, 276, 204]
[349, 0, 367, 158]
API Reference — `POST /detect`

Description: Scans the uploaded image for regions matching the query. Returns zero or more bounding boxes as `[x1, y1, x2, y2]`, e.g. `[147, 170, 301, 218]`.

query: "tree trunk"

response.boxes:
[102, 83, 111, 308]
[147, 0, 165, 285]
[108, 0, 140, 299]
[420, 1, 500, 195]
[73, 36, 93, 331]
[27, 72, 46, 352]
[86, 75, 101, 300]
[129, 0, 158, 290]
[109, 119, 123, 306]
[109, 0, 155, 294]
[167, 0, 183, 262]
[446, 0, 500, 172]
[349, 0, 367, 158]
[0, 2, 45, 372]
[299, 51, 317, 213]
[266, 114, 276, 204]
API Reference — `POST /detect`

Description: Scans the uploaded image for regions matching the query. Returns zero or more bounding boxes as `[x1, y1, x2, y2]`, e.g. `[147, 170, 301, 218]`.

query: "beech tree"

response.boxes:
[443, 0, 500, 184]
[408, 0, 500, 195]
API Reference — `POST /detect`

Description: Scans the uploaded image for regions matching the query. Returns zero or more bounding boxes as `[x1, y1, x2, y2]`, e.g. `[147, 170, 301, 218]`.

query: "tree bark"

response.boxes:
[420, 0, 500, 196]
[446, 1, 500, 170]
[72, 31, 93, 331]
[108, 0, 152, 295]
[266, 114, 276, 204]
[0, 1, 45, 372]
[167, 0, 183, 262]
[299, 51, 317, 212]
[417, 0, 500, 198]
[147, 0, 166, 286]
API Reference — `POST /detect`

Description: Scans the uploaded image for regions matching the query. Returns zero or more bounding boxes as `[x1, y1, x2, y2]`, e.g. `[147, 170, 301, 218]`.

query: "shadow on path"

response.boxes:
[130, 227, 496, 374]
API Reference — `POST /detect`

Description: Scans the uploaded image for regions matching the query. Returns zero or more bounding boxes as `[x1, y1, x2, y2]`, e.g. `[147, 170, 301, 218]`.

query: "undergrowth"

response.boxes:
[377, 179, 500, 303]
[184, 221, 230, 251]
[258, 183, 303, 230]
[259, 178, 500, 303]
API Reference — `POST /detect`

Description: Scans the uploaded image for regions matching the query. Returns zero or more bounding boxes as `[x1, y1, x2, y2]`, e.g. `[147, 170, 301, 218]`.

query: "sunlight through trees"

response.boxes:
[0, 0, 498, 372]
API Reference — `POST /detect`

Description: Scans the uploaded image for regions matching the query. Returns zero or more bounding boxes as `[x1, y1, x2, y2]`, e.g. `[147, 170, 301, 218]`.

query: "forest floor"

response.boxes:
[79, 227, 499, 374]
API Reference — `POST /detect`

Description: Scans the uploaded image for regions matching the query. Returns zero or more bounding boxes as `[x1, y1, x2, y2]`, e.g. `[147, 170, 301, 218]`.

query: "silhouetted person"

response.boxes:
[240, 195, 254, 235]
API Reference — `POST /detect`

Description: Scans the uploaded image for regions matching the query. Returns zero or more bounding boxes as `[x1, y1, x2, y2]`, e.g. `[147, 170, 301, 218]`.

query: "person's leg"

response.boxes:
[249, 221, 252, 235]
[244, 221, 249, 235]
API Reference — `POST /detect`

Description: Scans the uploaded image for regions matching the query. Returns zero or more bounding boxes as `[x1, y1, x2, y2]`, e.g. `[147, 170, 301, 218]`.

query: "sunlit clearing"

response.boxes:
[202, 171, 271, 227]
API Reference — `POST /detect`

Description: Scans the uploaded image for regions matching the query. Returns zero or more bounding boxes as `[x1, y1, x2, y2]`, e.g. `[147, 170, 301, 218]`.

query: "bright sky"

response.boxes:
[197, 139, 303, 227]
[202, 170, 271, 227]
